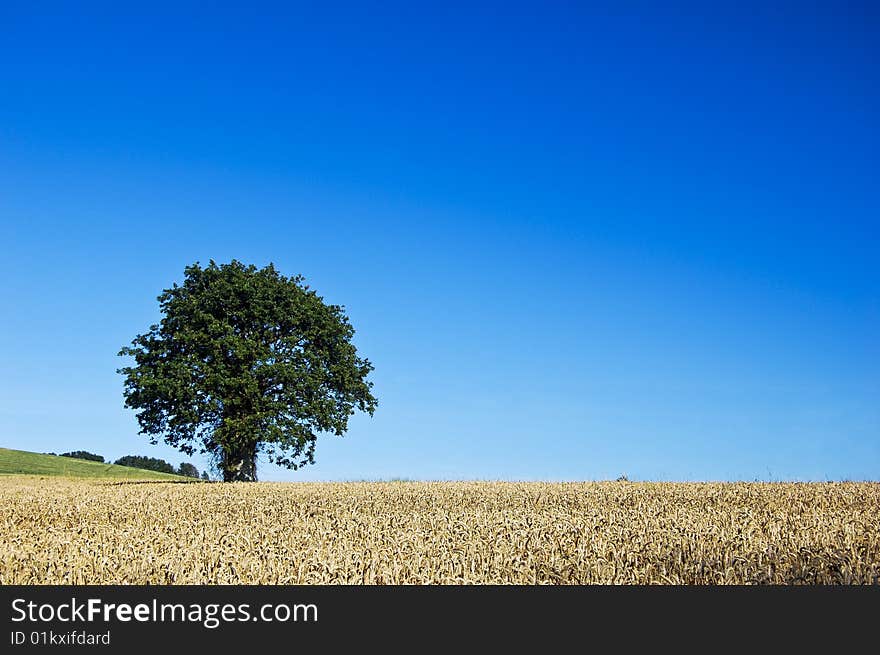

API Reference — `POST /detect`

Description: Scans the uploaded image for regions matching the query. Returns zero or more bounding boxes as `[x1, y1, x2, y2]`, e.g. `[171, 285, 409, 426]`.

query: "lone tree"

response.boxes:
[118, 260, 377, 481]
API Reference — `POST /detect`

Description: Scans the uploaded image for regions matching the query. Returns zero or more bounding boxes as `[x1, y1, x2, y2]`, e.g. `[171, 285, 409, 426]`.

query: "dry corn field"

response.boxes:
[1, 477, 879, 584]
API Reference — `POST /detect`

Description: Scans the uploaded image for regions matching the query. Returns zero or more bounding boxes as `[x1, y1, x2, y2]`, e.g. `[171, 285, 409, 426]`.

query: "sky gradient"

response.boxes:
[1, 2, 877, 481]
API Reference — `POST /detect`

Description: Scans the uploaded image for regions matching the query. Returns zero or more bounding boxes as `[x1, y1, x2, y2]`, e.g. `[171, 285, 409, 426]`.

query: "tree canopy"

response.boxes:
[118, 260, 377, 481]
[60, 451, 105, 463]
[177, 462, 200, 478]
[114, 455, 177, 474]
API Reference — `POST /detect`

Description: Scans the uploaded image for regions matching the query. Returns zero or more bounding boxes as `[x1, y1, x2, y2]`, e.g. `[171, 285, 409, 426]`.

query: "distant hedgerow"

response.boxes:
[60, 451, 104, 463]
[114, 455, 176, 474]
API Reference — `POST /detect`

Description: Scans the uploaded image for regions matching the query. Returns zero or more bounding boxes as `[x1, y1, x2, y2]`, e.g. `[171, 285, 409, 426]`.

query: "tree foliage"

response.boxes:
[177, 462, 200, 478]
[114, 455, 177, 474]
[118, 260, 377, 481]
[60, 451, 104, 463]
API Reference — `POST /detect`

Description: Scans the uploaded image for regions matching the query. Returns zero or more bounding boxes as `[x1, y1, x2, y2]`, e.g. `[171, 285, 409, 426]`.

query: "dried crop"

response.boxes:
[1, 477, 878, 584]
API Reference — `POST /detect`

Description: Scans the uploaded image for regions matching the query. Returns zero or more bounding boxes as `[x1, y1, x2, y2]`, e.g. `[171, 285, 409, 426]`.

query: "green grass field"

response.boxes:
[0, 447, 188, 480]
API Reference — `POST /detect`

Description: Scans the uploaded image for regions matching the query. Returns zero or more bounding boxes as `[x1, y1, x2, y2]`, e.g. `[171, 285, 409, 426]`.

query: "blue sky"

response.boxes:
[0, 2, 877, 481]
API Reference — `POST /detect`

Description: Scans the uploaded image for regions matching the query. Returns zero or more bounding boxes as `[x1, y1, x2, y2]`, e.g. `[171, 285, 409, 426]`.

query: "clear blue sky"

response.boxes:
[1, 2, 877, 481]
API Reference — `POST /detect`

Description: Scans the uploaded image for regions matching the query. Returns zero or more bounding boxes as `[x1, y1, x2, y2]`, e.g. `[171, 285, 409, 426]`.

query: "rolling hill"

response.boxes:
[0, 447, 188, 480]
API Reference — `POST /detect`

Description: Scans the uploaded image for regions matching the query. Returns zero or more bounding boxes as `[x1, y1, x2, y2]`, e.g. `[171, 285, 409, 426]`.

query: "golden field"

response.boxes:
[1, 477, 878, 584]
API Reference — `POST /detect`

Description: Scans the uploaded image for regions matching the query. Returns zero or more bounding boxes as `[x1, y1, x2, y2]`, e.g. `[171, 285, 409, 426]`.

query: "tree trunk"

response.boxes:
[221, 442, 258, 482]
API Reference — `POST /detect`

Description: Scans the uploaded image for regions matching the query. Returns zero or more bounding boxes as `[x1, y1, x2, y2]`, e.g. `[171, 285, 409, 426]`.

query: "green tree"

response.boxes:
[60, 451, 105, 463]
[114, 455, 177, 474]
[177, 462, 200, 478]
[118, 260, 377, 482]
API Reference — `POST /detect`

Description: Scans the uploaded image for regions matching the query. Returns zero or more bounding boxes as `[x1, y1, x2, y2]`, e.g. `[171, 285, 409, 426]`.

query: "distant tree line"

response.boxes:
[49, 450, 206, 479]
[114, 455, 204, 479]
[113, 455, 175, 474]
[60, 451, 104, 462]
[178, 462, 199, 478]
